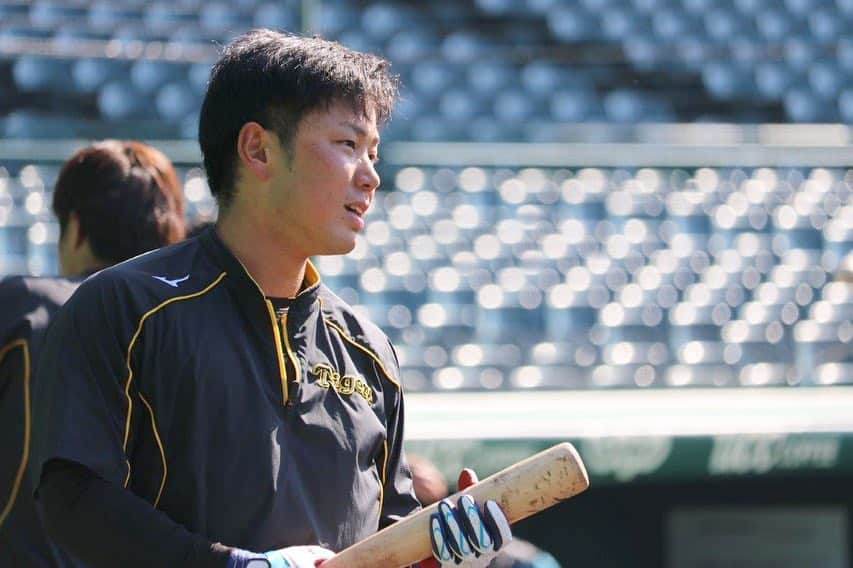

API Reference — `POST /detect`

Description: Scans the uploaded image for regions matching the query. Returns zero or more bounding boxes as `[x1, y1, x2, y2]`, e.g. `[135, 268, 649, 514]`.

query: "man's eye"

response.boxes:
[340, 140, 356, 149]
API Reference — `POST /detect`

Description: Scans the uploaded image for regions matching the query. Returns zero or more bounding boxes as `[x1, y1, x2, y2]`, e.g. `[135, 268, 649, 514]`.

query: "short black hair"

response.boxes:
[52, 140, 185, 264]
[198, 29, 399, 207]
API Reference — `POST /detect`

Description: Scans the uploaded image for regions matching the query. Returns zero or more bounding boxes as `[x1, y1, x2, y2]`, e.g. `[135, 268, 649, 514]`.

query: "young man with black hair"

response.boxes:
[33, 30, 511, 568]
[0, 139, 185, 566]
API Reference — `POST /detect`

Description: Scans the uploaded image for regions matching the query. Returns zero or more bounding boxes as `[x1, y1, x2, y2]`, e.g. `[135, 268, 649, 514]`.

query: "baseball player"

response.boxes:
[0, 140, 185, 566]
[32, 30, 511, 568]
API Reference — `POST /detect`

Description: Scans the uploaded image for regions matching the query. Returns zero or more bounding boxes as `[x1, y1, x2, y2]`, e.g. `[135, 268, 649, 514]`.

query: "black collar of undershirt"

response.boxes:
[267, 296, 293, 318]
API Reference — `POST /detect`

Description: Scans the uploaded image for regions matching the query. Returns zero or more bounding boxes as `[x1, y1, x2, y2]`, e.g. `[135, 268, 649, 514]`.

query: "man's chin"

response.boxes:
[317, 240, 357, 257]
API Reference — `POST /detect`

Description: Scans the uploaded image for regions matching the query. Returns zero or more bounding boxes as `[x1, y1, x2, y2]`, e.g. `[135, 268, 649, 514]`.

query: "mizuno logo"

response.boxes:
[152, 274, 190, 288]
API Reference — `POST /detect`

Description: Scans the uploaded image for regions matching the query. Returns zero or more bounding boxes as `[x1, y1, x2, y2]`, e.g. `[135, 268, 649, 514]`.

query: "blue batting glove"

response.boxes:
[429, 495, 513, 567]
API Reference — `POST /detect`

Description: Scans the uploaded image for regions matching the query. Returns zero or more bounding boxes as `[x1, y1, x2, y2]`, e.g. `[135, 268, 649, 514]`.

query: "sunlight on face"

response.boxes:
[264, 102, 382, 259]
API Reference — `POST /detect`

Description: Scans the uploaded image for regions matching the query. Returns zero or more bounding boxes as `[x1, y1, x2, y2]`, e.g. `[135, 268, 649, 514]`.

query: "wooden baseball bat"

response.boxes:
[323, 442, 589, 568]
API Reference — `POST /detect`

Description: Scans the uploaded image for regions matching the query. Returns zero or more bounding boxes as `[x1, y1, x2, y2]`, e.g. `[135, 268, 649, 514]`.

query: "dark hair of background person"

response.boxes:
[198, 28, 399, 208]
[51, 140, 186, 265]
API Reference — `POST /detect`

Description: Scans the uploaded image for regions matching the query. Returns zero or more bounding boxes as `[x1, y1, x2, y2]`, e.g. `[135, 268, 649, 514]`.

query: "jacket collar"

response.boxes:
[199, 226, 321, 313]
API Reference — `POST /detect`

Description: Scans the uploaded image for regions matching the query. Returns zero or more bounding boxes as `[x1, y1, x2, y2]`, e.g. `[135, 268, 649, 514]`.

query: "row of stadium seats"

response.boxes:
[2, 162, 850, 391]
[1, 1, 298, 35]
[4, 0, 853, 140]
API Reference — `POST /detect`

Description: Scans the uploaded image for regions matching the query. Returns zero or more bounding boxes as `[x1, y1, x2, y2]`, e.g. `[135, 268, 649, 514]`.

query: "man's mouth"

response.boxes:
[345, 203, 367, 217]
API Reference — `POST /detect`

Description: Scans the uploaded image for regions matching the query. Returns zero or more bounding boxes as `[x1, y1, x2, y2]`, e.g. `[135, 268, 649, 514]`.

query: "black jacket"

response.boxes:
[33, 228, 419, 552]
[0, 275, 81, 567]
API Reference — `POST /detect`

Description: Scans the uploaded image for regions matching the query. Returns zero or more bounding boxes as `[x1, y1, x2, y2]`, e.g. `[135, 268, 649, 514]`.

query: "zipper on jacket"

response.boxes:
[232, 254, 293, 408]
[263, 299, 289, 405]
[278, 308, 302, 407]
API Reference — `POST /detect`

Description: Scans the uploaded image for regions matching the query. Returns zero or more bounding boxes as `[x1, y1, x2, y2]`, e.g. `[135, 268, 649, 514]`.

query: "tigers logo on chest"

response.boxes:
[311, 362, 374, 404]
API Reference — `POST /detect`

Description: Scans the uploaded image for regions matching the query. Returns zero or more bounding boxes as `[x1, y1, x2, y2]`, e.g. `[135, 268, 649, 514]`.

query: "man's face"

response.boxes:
[263, 101, 381, 259]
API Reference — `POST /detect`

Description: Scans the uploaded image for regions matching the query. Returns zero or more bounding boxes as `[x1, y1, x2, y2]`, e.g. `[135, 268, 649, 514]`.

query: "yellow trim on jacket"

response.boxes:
[122, 272, 227, 486]
[322, 318, 401, 390]
[0, 339, 30, 528]
[138, 393, 168, 508]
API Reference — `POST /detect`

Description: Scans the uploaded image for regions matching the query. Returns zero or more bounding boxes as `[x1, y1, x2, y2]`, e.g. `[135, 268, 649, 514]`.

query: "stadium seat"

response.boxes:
[155, 81, 198, 122]
[702, 61, 754, 100]
[545, 283, 600, 342]
[665, 363, 736, 387]
[144, 3, 195, 33]
[72, 58, 128, 95]
[651, 10, 699, 42]
[704, 8, 747, 43]
[430, 342, 522, 390]
[669, 301, 727, 348]
[809, 8, 845, 44]
[253, 2, 297, 31]
[547, 6, 600, 42]
[438, 89, 481, 122]
[12, 56, 73, 93]
[98, 80, 153, 120]
[360, 2, 412, 41]
[386, 28, 438, 64]
[410, 59, 457, 97]
[130, 60, 185, 96]
[754, 62, 797, 101]
[622, 36, 664, 73]
[549, 87, 600, 122]
[493, 89, 537, 124]
[723, 318, 795, 371]
[755, 8, 799, 41]
[601, 7, 650, 41]
[521, 60, 566, 99]
[29, 1, 86, 29]
[475, 283, 546, 344]
[591, 363, 660, 388]
[475, 0, 525, 16]
[88, 2, 143, 31]
[783, 36, 821, 72]
[199, 2, 250, 33]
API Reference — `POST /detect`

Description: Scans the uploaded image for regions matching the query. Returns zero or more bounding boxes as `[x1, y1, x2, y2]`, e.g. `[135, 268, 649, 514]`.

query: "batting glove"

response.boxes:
[228, 545, 335, 568]
[424, 469, 513, 567]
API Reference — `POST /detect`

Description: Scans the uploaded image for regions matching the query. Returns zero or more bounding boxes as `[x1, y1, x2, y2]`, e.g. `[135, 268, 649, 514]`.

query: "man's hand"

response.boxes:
[228, 545, 335, 568]
[421, 469, 513, 567]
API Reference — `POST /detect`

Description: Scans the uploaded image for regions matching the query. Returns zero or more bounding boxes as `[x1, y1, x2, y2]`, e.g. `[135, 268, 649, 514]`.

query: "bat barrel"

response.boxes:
[322, 442, 589, 568]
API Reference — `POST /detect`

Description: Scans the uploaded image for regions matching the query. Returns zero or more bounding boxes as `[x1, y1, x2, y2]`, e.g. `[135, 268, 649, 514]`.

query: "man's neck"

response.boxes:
[215, 212, 306, 298]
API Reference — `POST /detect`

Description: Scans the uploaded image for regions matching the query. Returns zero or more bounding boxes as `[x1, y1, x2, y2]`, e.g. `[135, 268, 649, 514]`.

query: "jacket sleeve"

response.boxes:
[378, 342, 421, 528]
[39, 460, 230, 568]
[31, 273, 137, 490]
[30, 274, 235, 567]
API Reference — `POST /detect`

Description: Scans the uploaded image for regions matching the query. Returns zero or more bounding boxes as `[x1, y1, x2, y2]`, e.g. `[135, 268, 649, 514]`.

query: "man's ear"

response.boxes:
[236, 122, 272, 182]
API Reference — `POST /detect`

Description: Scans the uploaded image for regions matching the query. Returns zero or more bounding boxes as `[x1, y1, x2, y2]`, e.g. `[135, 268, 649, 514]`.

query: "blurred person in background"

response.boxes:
[408, 454, 562, 568]
[0, 139, 185, 567]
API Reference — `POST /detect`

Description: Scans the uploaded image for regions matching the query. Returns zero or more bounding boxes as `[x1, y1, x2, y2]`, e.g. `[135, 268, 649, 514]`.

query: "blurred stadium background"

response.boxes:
[1, 0, 853, 566]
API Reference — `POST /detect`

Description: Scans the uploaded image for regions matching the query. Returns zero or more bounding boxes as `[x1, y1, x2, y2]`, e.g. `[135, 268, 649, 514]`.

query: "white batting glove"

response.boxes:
[229, 545, 335, 568]
[266, 545, 336, 567]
